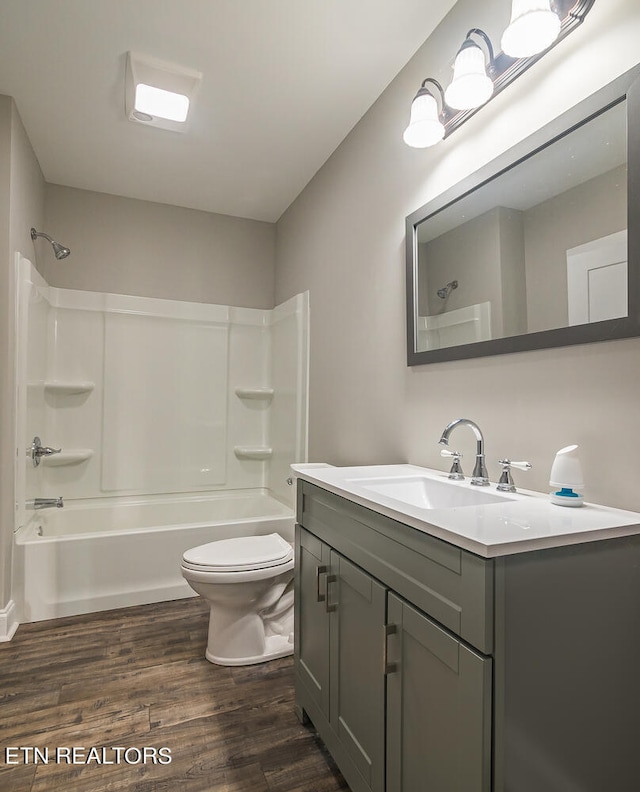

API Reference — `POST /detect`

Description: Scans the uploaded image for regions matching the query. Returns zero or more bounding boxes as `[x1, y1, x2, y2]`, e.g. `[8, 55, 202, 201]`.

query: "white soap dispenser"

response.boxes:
[549, 444, 584, 507]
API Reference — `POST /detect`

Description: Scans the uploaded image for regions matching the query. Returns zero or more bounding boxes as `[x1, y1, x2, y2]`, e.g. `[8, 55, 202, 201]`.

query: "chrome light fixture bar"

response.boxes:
[404, 0, 595, 148]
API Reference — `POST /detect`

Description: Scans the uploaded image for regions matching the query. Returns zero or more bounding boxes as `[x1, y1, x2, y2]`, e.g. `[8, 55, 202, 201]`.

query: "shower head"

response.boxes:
[436, 279, 458, 300]
[30, 228, 71, 260]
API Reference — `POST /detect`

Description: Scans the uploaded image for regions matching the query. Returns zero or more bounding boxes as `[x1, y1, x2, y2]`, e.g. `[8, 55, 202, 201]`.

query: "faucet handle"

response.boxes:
[30, 436, 62, 467]
[509, 460, 532, 472]
[497, 459, 532, 492]
[440, 449, 464, 480]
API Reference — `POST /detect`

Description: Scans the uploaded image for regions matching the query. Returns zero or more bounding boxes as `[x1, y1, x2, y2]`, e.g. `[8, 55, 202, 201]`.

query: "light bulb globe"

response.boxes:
[501, 3, 561, 58]
[403, 119, 445, 148]
[445, 42, 494, 110]
[403, 91, 445, 148]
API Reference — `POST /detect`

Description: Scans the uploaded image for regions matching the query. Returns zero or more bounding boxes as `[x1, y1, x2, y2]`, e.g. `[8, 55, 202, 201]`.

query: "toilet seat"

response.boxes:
[182, 533, 293, 573]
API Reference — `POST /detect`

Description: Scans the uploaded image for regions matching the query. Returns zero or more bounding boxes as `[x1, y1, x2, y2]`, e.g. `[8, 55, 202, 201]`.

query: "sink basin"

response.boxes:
[349, 475, 512, 510]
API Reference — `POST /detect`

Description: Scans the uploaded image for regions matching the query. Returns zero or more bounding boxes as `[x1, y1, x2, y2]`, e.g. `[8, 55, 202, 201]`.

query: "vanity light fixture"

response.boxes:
[125, 52, 202, 133]
[444, 29, 495, 111]
[403, 79, 446, 148]
[403, 0, 595, 147]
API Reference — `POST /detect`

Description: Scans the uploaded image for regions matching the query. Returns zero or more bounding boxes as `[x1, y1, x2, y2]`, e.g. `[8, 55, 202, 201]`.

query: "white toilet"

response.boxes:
[181, 532, 295, 666]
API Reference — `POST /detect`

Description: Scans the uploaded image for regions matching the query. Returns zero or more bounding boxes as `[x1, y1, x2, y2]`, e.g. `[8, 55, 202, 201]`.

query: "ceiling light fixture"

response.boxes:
[403, 0, 595, 148]
[135, 84, 190, 123]
[125, 52, 202, 133]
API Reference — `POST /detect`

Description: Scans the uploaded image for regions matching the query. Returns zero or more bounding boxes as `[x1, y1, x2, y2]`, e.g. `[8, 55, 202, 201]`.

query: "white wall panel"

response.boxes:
[16, 258, 48, 527]
[226, 318, 271, 490]
[268, 292, 309, 506]
[102, 314, 228, 493]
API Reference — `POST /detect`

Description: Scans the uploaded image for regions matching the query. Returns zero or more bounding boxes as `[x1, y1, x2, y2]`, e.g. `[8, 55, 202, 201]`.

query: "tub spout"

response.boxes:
[31, 497, 64, 510]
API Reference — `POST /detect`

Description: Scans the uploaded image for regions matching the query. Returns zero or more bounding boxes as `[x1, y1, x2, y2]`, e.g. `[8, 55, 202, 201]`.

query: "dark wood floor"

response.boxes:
[0, 597, 349, 792]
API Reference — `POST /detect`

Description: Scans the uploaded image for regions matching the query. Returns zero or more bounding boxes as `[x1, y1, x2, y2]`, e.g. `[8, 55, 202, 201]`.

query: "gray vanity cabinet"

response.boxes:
[296, 527, 331, 718]
[295, 525, 386, 792]
[330, 553, 386, 792]
[296, 479, 640, 791]
[295, 481, 492, 792]
[386, 594, 492, 792]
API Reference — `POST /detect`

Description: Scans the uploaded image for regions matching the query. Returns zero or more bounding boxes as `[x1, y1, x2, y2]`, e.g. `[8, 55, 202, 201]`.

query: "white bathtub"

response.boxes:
[14, 491, 294, 622]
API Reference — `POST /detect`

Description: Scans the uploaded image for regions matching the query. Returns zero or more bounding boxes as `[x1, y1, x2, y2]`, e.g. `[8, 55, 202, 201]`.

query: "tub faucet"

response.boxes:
[32, 497, 64, 510]
[438, 419, 489, 486]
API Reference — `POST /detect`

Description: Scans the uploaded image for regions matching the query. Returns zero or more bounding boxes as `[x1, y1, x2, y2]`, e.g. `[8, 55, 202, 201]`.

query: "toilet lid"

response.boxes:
[182, 533, 293, 572]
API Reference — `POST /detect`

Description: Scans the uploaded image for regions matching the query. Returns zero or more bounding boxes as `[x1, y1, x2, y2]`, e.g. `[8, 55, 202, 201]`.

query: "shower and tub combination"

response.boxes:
[13, 256, 309, 663]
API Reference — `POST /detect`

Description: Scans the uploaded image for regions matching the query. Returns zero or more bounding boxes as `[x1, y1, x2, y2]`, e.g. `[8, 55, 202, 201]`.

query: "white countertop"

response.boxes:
[291, 463, 640, 558]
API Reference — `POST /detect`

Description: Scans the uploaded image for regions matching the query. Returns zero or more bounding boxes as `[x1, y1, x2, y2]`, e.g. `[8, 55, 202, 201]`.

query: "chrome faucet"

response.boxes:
[32, 497, 64, 510]
[438, 418, 489, 486]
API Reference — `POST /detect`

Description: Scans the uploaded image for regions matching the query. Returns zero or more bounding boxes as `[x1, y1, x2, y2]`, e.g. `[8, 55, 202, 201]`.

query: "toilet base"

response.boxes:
[205, 631, 294, 666]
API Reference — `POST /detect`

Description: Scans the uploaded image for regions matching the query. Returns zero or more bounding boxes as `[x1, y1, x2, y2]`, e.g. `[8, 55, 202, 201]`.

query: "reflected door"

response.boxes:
[567, 229, 628, 325]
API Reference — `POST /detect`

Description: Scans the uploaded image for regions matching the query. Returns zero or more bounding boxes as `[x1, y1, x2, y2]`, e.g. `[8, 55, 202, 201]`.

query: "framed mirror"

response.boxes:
[406, 66, 640, 365]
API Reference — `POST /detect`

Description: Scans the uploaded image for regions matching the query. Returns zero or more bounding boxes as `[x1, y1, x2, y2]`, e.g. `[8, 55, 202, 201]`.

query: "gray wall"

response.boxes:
[41, 185, 277, 308]
[0, 97, 45, 612]
[422, 210, 501, 327]
[275, 0, 640, 510]
[524, 164, 627, 332]
[498, 207, 527, 337]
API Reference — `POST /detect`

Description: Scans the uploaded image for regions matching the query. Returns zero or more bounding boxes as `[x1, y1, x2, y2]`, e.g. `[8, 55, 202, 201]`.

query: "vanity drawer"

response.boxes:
[298, 481, 493, 654]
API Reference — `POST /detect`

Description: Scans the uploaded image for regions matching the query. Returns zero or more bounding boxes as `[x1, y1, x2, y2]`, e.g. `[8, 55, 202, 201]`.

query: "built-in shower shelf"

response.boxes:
[42, 449, 94, 467]
[44, 380, 95, 396]
[233, 446, 273, 460]
[234, 387, 274, 401]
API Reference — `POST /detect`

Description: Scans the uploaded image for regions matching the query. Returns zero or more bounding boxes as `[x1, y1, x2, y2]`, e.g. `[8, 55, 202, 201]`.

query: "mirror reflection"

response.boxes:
[414, 100, 627, 353]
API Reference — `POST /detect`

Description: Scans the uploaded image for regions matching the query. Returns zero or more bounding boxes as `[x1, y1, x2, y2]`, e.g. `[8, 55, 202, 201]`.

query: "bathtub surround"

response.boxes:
[275, 0, 640, 513]
[13, 259, 308, 623]
[16, 260, 308, 505]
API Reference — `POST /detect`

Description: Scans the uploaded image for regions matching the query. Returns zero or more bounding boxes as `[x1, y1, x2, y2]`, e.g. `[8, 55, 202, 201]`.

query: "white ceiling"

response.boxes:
[0, 0, 457, 222]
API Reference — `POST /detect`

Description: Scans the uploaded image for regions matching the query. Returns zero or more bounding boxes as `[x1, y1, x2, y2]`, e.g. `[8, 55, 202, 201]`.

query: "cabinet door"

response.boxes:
[330, 552, 386, 792]
[386, 594, 492, 792]
[295, 526, 332, 718]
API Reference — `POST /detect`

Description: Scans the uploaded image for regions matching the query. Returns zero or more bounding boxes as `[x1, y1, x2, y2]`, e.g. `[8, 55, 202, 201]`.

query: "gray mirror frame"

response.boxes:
[406, 65, 640, 366]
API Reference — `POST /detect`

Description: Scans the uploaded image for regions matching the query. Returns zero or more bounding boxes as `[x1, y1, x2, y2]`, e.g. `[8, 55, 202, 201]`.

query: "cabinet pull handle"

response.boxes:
[383, 623, 397, 675]
[325, 575, 337, 613]
[315, 565, 328, 602]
